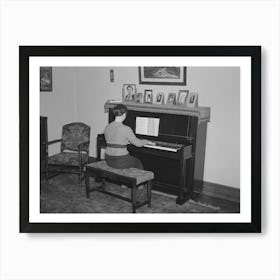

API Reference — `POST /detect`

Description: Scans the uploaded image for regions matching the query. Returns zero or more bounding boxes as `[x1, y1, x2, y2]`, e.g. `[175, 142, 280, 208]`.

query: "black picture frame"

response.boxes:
[20, 46, 261, 233]
[139, 66, 187, 85]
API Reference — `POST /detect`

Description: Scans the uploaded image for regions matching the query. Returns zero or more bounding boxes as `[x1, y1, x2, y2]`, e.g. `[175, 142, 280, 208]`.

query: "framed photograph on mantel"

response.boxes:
[177, 90, 189, 105]
[144, 89, 153, 103]
[139, 66, 186, 85]
[166, 92, 177, 105]
[155, 92, 165, 104]
[20, 45, 261, 233]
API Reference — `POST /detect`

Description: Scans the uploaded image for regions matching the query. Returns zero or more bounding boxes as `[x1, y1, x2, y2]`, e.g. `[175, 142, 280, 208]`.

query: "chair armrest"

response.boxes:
[48, 139, 62, 145]
[77, 140, 90, 148]
[78, 141, 90, 164]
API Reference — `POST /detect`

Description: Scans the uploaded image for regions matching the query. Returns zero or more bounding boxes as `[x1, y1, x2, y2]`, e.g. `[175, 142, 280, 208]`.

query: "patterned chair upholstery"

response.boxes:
[46, 122, 90, 187]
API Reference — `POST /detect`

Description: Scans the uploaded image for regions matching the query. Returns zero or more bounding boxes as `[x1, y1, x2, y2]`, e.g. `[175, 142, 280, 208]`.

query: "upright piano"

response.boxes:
[97, 101, 210, 204]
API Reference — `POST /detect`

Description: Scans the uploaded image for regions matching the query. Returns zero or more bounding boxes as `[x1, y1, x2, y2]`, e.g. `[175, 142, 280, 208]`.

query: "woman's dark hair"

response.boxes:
[112, 104, 128, 117]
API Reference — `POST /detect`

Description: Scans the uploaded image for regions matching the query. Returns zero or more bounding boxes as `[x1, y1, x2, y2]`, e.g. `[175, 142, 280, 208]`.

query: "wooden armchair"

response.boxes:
[46, 122, 91, 187]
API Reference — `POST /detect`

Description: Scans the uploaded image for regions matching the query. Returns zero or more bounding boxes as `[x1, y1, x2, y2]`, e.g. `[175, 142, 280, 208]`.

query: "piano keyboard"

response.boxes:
[144, 141, 183, 152]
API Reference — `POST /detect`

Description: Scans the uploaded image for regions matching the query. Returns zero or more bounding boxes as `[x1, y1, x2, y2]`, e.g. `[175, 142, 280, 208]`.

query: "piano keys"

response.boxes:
[98, 101, 210, 204]
[143, 140, 183, 152]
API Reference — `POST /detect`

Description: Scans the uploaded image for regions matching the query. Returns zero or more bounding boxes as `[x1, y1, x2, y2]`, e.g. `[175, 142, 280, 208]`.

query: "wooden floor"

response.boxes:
[87, 157, 240, 212]
[44, 156, 240, 213]
[43, 173, 240, 213]
[192, 192, 240, 213]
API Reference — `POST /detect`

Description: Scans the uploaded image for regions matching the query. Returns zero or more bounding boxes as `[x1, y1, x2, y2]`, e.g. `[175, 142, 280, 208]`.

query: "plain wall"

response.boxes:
[188, 67, 240, 187]
[40, 67, 78, 155]
[41, 66, 240, 188]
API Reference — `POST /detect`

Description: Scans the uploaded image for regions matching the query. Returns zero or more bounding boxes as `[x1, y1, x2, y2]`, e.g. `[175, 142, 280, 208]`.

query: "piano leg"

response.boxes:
[176, 157, 193, 205]
[176, 191, 191, 204]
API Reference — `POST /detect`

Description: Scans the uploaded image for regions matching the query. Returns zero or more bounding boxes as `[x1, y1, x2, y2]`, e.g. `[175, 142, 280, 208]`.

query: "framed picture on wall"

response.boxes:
[139, 66, 187, 85]
[40, 66, 53, 92]
[20, 46, 261, 233]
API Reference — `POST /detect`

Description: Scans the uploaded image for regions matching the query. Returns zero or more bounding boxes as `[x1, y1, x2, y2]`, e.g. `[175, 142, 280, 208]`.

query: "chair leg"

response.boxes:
[45, 161, 49, 184]
[85, 173, 90, 198]
[78, 164, 84, 188]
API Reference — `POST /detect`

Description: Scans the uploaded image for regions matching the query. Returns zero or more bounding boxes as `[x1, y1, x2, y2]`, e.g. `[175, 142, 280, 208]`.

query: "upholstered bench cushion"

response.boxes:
[86, 160, 154, 185]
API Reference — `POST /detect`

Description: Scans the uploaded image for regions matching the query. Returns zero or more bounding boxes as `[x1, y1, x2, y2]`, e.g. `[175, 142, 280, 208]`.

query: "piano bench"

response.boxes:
[85, 160, 154, 213]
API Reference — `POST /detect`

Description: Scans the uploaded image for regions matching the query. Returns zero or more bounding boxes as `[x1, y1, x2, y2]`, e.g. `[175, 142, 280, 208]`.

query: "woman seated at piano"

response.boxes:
[104, 104, 154, 169]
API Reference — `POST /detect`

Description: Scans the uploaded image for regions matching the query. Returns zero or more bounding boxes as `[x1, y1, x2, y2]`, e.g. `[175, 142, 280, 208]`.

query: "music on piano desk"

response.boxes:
[136, 117, 159, 137]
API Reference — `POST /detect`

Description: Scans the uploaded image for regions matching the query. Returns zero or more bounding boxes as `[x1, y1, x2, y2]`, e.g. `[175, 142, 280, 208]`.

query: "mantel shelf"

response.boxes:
[104, 101, 211, 122]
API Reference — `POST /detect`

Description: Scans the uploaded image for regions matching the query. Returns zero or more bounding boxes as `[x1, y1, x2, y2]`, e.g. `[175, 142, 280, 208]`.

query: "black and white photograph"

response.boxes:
[166, 92, 177, 105]
[134, 92, 144, 103]
[38, 64, 240, 215]
[144, 89, 153, 103]
[122, 84, 136, 102]
[155, 92, 165, 104]
[20, 46, 260, 233]
[186, 92, 198, 107]
[177, 90, 189, 105]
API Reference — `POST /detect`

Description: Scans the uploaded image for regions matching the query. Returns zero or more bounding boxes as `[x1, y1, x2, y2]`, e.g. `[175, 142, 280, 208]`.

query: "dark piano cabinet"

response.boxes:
[98, 102, 210, 204]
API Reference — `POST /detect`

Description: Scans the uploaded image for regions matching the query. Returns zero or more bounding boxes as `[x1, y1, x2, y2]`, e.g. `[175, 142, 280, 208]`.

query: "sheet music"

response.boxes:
[136, 117, 160, 136]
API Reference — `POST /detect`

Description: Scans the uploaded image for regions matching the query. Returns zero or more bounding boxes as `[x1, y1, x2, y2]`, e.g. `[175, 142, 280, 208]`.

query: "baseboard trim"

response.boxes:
[196, 181, 240, 203]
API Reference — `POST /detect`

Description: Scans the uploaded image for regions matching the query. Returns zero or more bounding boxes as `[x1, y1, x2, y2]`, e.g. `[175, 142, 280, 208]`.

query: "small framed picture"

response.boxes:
[186, 92, 198, 107]
[40, 67, 53, 92]
[144, 89, 153, 103]
[135, 92, 144, 103]
[166, 93, 177, 105]
[122, 84, 136, 102]
[155, 92, 165, 104]
[177, 90, 189, 105]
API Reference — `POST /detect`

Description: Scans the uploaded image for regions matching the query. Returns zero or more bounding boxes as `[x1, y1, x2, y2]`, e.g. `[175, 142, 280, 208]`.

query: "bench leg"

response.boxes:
[85, 173, 90, 198]
[147, 181, 152, 208]
[79, 172, 82, 188]
[101, 178, 106, 190]
[132, 183, 136, 213]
